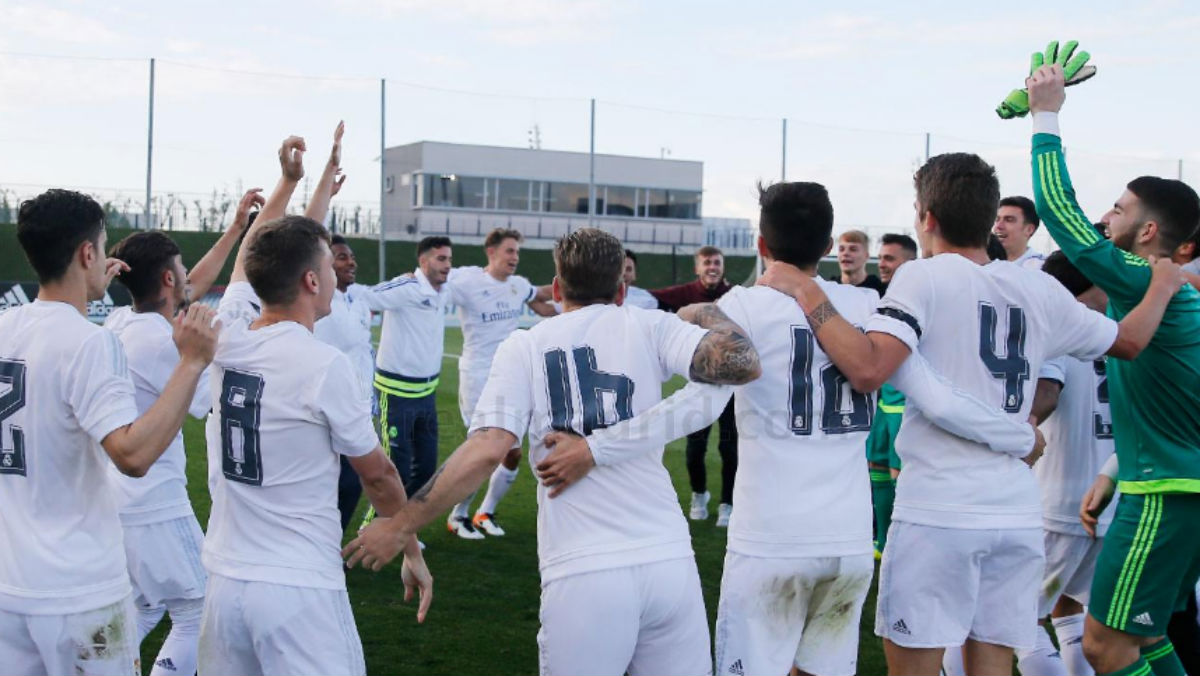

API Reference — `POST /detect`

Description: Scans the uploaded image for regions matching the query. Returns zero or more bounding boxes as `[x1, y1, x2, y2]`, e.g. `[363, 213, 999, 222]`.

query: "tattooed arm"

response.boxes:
[677, 302, 762, 385]
[757, 262, 909, 392]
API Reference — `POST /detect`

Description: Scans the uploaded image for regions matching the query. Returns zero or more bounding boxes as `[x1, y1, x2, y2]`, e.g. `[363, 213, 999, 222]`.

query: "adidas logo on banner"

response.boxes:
[892, 619, 912, 635]
[155, 657, 178, 671]
[727, 659, 745, 676]
[1132, 612, 1154, 626]
[1, 284, 30, 311]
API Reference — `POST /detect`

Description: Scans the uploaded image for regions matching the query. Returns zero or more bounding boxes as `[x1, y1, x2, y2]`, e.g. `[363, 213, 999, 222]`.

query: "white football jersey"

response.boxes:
[0, 301, 138, 614]
[624, 285, 659, 310]
[449, 266, 535, 372]
[313, 286, 374, 402]
[104, 307, 211, 526]
[1036, 356, 1116, 537]
[358, 270, 449, 379]
[1013, 248, 1046, 270]
[868, 255, 1117, 529]
[469, 303, 708, 583]
[716, 281, 878, 558]
[203, 283, 380, 591]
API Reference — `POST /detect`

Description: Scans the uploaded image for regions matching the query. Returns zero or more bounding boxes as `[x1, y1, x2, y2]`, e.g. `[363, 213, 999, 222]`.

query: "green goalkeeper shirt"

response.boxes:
[1032, 130, 1200, 495]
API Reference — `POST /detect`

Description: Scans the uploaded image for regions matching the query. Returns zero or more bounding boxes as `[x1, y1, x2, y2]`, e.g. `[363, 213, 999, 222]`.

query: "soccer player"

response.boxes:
[876, 233, 918, 292]
[102, 187, 262, 676]
[346, 227, 761, 675]
[446, 228, 555, 539]
[1013, 251, 1118, 676]
[865, 232, 918, 556]
[355, 236, 453, 531]
[197, 136, 431, 676]
[650, 245, 738, 525]
[832, 230, 886, 294]
[0, 189, 217, 676]
[622, 249, 659, 309]
[1027, 64, 1200, 676]
[533, 182, 1045, 676]
[755, 152, 1181, 676]
[993, 196, 1046, 269]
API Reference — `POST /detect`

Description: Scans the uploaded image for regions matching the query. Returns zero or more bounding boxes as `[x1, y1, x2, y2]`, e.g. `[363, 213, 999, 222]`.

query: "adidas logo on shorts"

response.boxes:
[727, 659, 745, 676]
[155, 657, 178, 671]
[1132, 612, 1154, 626]
[892, 619, 912, 635]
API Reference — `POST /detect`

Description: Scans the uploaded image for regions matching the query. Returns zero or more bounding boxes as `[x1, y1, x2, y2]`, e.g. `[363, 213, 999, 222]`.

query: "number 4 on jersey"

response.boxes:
[978, 303, 1030, 413]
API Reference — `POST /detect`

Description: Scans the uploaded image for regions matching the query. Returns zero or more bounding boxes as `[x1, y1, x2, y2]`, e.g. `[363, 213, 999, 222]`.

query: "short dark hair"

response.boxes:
[243, 216, 331, 306]
[484, 228, 522, 249]
[16, 189, 106, 283]
[417, 236, 452, 258]
[986, 234, 1007, 261]
[696, 245, 723, 258]
[998, 196, 1040, 231]
[757, 181, 834, 267]
[624, 249, 638, 264]
[1042, 250, 1095, 297]
[914, 153, 1000, 249]
[108, 231, 182, 302]
[330, 234, 348, 247]
[880, 233, 918, 257]
[554, 228, 624, 305]
[1126, 176, 1200, 253]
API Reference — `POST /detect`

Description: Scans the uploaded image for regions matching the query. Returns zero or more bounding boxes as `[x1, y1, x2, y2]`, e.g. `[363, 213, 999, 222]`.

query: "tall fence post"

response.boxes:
[379, 78, 387, 283]
[781, 118, 788, 182]
[144, 57, 155, 230]
[588, 98, 596, 228]
[924, 132, 931, 163]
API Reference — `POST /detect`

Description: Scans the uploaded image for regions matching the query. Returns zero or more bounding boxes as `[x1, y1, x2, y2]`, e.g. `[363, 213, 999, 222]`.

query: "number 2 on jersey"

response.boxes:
[220, 369, 265, 485]
[0, 359, 28, 476]
[544, 346, 634, 435]
[788, 327, 873, 435]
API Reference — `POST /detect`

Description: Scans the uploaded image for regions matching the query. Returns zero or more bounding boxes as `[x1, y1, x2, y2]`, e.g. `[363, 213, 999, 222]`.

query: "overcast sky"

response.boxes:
[2, 0, 1198, 251]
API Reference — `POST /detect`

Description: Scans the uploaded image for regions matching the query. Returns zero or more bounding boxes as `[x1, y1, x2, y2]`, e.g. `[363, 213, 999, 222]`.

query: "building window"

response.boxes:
[543, 182, 591, 214]
[497, 179, 531, 211]
[605, 185, 635, 216]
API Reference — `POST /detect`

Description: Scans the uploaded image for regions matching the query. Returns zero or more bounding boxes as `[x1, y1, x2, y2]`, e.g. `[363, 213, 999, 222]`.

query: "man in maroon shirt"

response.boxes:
[650, 246, 738, 527]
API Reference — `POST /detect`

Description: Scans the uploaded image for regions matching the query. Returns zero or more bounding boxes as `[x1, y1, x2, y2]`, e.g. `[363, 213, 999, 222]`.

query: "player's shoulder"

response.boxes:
[451, 265, 485, 281]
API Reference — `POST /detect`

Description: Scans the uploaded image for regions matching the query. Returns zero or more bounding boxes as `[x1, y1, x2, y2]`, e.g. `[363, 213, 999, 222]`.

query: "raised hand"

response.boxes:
[231, 188, 265, 234]
[1027, 64, 1066, 115]
[328, 120, 344, 168]
[279, 136, 306, 182]
[172, 303, 220, 367]
[331, 169, 347, 197]
[104, 257, 131, 289]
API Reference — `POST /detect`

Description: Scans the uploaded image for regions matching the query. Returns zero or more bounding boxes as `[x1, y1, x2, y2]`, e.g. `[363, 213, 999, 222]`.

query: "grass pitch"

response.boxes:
[144, 327, 889, 675]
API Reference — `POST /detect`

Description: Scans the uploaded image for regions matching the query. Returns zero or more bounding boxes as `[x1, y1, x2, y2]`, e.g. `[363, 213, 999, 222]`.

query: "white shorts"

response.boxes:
[875, 522, 1043, 650]
[0, 595, 140, 676]
[123, 515, 207, 609]
[458, 364, 487, 426]
[197, 574, 364, 676]
[538, 557, 711, 676]
[715, 552, 873, 676]
[1039, 530, 1104, 617]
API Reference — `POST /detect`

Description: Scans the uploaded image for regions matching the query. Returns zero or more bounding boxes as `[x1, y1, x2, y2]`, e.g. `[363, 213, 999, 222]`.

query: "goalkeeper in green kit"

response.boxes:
[1016, 45, 1200, 676]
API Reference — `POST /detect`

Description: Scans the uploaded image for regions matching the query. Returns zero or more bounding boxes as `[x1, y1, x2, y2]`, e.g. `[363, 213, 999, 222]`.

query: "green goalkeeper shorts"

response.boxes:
[1089, 492, 1200, 636]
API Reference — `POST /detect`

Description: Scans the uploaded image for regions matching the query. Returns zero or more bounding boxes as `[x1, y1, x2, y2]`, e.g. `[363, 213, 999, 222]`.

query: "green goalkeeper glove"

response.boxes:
[996, 40, 1097, 119]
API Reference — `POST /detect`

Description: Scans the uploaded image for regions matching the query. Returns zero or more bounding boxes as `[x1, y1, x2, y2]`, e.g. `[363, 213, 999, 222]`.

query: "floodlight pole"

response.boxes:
[781, 118, 787, 181]
[588, 98, 596, 228]
[379, 78, 386, 282]
[145, 58, 155, 230]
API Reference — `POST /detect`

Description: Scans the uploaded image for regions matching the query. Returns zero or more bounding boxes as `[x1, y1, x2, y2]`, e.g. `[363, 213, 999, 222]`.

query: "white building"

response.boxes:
[381, 141, 706, 250]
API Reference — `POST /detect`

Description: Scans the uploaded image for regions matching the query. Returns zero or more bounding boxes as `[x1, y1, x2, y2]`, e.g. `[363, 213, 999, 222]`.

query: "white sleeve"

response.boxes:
[153, 340, 211, 419]
[1042, 279, 1119, 361]
[357, 277, 423, 311]
[889, 351, 1034, 456]
[1100, 452, 1119, 479]
[69, 330, 139, 444]
[218, 281, 261, 327]
[649, 310, 710, 381]
[1039, 356, 1068, 385]
[715, 289, 753, 343]
[317, 353, 379, 457]
[189, 367, 213, 419]
[866, 262, 929, 351]
[469, 335, 532, 440]
[516, 276, 536, 304]
[588, 383, 732, 466]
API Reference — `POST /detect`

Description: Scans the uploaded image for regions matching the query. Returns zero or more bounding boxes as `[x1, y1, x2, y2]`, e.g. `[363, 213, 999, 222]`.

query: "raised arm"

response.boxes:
[677, 303, 761, 385]
[231, 136, 305, 284]
[186, 188, 263, 300]
[304, 121, 346, 225]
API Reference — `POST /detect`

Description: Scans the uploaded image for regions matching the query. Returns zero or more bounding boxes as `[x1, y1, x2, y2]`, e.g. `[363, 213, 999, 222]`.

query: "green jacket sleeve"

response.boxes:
[1031, 132, 1152, 306]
